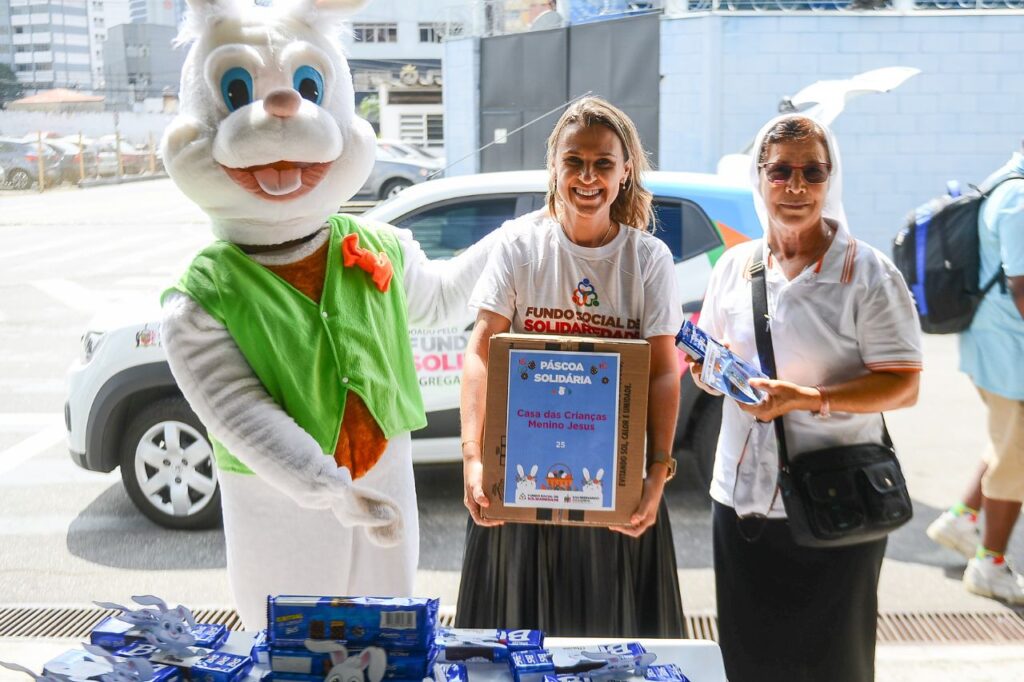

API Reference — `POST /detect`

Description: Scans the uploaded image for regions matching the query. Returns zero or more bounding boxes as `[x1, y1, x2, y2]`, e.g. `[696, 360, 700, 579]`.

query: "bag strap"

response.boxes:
[976, 171, 1023, 297]
[749, 246, 893, 471]
[749, 249, 792, 472]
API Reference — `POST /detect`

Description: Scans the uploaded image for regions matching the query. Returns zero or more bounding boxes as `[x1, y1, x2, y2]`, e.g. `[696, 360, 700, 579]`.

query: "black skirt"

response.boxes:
[712, 501, 886, 682]
[455, 499, 686, 637]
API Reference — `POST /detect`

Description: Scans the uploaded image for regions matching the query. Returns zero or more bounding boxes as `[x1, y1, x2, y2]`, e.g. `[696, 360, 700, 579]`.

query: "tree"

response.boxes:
[359, 94, 380, 125]
[0, 63, 25, 110]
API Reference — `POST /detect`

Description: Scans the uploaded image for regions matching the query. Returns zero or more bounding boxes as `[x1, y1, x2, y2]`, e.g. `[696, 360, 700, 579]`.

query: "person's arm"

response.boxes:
[460, 309, 511, 527]
[1009, 275, 1024, 320]
[610, 334, 680, 538]
[391, 222, 506, 328]
[739, 370, 919, 422]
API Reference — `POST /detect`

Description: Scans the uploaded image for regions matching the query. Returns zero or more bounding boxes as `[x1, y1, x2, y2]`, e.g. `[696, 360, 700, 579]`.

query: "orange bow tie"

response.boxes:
[341, 233, 393, 293]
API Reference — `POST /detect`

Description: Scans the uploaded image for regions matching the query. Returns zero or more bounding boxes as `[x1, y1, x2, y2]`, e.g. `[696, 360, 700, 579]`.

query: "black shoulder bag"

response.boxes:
[750, 251, 913, 548]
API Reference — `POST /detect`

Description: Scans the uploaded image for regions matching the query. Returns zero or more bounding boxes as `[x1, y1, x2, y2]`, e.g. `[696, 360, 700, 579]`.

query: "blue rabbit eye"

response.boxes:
[220, 67, 253, 111]
[293, 65, 324, 104]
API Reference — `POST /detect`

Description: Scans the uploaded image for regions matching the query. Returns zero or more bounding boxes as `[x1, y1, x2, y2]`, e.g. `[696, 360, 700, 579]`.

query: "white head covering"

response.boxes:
[748, 113, 850, 237]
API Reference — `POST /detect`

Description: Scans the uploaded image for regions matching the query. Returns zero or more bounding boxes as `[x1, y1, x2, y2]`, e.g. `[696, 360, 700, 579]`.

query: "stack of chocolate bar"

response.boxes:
[266, 596, 440, 681]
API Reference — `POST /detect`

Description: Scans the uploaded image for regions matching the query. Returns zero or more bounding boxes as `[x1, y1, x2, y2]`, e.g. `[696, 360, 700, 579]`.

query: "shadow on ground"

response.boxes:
[66, 482, 226, 569]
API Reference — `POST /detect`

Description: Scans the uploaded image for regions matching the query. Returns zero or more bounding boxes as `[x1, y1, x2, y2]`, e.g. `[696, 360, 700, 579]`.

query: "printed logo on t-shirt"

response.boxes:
[571, 278, 600, 307]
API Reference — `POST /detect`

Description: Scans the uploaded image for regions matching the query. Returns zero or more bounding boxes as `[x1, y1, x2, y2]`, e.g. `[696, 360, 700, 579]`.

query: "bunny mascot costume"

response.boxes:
[160, 0, 495, 629]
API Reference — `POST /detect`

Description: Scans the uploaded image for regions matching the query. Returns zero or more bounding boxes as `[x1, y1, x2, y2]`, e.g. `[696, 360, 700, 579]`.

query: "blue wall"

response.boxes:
[660, 13, 1024, 249]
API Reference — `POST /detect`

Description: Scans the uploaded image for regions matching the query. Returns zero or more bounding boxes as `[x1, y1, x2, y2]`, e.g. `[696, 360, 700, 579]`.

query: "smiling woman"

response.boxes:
[691, 114, 923, 682]
[456, 96, 686, 637]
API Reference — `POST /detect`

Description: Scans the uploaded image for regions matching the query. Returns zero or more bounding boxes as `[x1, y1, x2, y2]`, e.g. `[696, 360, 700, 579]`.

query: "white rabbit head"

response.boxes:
[515, 464, 538, 493]
[304, 641, 387, 682]
[581, 467, 604, 492]
[162, 0, 377, 246]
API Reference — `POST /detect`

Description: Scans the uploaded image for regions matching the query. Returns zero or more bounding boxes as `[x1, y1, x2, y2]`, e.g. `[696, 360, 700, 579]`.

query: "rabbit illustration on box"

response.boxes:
[515, 464, 539, 498]
[581, 467, 604, 506]
[303, 642, 386, 682]
[92, 596, 196, 657]
[160, 0, 498, 629]
[81, 645, 156, 682]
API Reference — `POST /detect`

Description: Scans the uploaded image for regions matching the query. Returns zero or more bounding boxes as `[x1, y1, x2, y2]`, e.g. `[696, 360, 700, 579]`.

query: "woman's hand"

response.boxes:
[739, 378, 819, 421]
[686, 355, 722, 397]
[610, 466, 667, 538]
[462, 446, 503, 527]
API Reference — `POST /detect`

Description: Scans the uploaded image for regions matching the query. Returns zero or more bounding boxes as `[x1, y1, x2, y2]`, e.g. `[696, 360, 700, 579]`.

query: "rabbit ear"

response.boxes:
[131, 595, 168, 611]
[125, 659, 155, 680]
[360, 647, 387, 682]
[0, 661, 41, 680]
[529, 465, 538, 477]
[582, 467, 591, 482]
[285, 0, 370, 24]
[595, 468, 604, 481]
[516, 464, 525, 477]
[81, 644, 113, 662]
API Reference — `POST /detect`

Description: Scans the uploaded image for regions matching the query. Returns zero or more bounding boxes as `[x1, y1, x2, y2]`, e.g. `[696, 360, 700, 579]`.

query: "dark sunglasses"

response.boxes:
[759, 162, 832, 185]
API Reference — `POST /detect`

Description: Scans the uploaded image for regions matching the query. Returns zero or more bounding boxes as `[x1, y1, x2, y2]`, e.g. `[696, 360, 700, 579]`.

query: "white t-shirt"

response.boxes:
[699, 229, 923, 518]
[470, 210, 682, 339]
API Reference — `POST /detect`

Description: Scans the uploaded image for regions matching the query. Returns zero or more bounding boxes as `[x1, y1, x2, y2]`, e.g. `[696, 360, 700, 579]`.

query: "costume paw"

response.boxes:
[330, 486, 403, 548]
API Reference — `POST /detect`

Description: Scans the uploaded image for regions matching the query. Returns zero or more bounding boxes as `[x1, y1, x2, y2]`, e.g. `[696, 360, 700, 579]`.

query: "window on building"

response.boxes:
[418, 23, 441, 43]
[419, 22, 462, 42]
[399, 113, 444, 148]
[352, 23, 397, 43]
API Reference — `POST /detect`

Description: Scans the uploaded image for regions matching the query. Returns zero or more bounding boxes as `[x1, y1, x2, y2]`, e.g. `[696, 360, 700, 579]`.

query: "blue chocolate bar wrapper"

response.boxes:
[512, 644, 654, 682]
[269, 645, 436, 680]
[267, 596, 438, 649]
[434, 662, 467, 682]
[644, 664, 689, 682]
[90, 616, 228, 651]
[114, 642, 252, 682]
[436, 628, 544, 662]
[251, 629, 270, 666]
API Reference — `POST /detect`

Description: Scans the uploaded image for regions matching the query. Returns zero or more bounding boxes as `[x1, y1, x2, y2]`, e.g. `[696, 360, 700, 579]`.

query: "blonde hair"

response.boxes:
[545, 96, 654, 231]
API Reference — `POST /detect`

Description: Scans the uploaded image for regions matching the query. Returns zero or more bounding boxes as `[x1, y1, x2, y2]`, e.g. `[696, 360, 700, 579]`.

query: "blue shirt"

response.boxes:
[959, 152, 1024, 400]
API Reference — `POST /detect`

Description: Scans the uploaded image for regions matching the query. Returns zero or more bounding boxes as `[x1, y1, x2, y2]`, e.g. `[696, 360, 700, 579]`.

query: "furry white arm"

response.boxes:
[393, 223, 505, 328]
[160, 291, 402, 546]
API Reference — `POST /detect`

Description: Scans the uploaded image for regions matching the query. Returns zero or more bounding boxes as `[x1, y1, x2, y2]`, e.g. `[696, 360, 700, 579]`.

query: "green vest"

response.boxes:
[165, 215, 427, 474]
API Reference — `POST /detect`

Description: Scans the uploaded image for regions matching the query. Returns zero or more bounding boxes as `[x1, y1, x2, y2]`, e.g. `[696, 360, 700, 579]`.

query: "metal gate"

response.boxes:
[479, 13, 660, 172]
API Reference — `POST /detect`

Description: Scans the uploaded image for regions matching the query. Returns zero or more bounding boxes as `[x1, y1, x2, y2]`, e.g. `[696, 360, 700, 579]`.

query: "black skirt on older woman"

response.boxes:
[454, 498, 686, 637]
[713, 501, 886, 682]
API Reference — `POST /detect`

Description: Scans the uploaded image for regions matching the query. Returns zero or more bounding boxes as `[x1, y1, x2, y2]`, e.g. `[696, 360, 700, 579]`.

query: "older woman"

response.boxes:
[691, 115, 921, 682]
[455, 96, 686, 636]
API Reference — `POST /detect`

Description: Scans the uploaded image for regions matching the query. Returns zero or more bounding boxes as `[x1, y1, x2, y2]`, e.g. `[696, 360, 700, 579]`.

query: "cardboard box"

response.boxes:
[481, 333, 650, 526]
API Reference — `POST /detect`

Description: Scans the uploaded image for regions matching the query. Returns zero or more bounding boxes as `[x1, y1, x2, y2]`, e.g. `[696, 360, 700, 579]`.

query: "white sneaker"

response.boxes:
[964, 557, 1024, 605]
[926, 511, 980, 559]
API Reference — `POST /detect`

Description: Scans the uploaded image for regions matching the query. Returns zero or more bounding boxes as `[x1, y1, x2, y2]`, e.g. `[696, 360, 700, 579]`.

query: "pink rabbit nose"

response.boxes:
[263, 88, 302, 118]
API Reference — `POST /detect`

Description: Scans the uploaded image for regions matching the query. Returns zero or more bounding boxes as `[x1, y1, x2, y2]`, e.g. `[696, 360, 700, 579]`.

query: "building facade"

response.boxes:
[103, 22, 182, 110]
[2, 0, 92, 92]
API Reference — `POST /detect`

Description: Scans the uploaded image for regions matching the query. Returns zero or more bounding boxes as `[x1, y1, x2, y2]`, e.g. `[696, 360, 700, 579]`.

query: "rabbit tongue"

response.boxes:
[253, 166, 303, 195]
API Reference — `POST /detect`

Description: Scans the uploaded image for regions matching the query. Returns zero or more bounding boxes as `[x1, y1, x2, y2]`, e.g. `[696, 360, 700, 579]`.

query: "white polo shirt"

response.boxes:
[699, 228, 923, 517]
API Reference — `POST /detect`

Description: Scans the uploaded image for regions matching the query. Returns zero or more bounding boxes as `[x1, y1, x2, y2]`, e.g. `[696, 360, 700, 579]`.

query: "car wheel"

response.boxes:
[7, 169, 32, 190]
[381, 178, 412, 200]
[119, 396, 222, 530]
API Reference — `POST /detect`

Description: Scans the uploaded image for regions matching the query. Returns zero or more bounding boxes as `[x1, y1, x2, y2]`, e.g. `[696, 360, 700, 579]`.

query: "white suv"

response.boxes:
[66, 170, 760, 529]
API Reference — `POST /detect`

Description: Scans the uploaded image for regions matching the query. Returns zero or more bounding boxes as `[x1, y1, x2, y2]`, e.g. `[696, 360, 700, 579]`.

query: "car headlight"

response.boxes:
[418, 168, 429, 178]
[81, 330, 105, 363]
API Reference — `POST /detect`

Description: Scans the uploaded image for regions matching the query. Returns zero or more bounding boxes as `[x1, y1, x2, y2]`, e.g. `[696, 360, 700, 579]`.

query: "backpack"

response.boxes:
[892, 172, 1023, 334]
